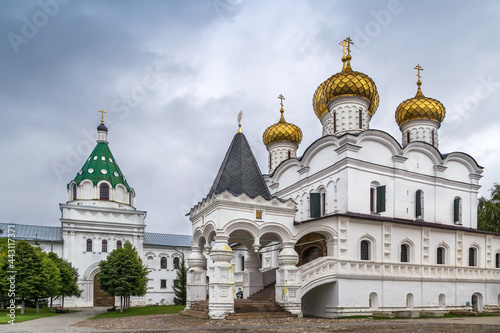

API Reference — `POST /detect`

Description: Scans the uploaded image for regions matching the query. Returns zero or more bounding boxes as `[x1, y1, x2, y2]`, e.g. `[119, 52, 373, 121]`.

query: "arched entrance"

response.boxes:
[295, 232, 327, 266]
[472, 293, 483, 312]
[93, 274, 115, 306]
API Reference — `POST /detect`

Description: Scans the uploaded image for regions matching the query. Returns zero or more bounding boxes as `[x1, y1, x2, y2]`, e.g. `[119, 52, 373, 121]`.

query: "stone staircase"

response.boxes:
[226, 282, 295, 320]
[180, 300, 209, 319]
[181, 283, 296, 320]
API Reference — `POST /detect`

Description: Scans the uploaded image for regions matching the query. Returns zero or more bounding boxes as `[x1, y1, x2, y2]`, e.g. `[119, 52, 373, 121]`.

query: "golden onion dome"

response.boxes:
[395, 71, 446, 127]
[313, 55, 379, 120]
[263, 100, 303, 146]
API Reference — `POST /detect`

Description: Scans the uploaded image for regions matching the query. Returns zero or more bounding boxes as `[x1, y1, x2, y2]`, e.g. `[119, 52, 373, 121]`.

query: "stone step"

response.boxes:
[226, 311, 294, 320]
[180, 309, 208, 319]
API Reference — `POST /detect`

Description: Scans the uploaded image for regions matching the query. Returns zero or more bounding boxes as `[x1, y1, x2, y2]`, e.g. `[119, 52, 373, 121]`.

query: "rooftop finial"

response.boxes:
[278, 94, 286, 122]
[339, 40, 347, 57]
[98, 109, 107, 124]
[344, 37, 354, 56]
[414, 64, 424, 97]
[237, 110, 243, 133]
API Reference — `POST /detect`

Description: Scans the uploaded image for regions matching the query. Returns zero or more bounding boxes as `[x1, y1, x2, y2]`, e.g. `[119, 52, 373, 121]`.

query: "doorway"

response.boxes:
[93, 274, 115, 306]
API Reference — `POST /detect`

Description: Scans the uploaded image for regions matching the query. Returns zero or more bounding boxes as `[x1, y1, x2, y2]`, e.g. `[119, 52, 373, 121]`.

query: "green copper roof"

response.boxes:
[72, 141, 131, 190]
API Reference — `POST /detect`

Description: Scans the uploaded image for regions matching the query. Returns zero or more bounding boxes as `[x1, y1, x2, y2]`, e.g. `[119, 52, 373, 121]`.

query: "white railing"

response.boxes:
[299, 256, 500, 291]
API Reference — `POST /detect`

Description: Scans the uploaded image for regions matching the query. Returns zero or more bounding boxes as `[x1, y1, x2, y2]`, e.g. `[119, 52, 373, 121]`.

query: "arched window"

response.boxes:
[86, 239, 92, 252]
[72, 184, 77, 201]
[240, 256, 245, 272]
[117, 240, 122, 249]
[439, 294, 446, 308]
[415, 190, 424, 219]
[100, 183, 109, 201]
[454, 197, 462, 224]
[401, 244, 410, 263]
[469, 247, 477, 267]
[437, 246, 445, 265]
[360, 240, 370, 260]
[406, 131, 410, 144]
[160, 256, 167, 269]
[173, 257, 180, 269]
[102, 240, 108, 253]
[369, 292, 378, 309]
[358, 108, 363, 129]
[287, 150, 291, 159]
[310, 190, 326, 218]
[431, 130, 435, 146]
[333, 111, 337, 133]
[370, 182, 386, 213]
[496, 253, 500, 268]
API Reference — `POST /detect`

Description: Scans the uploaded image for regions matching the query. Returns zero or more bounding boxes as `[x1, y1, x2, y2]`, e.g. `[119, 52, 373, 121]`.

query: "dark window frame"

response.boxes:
[100, 183, 110, 201]
[401, 244, 410, 263]
[361, 240, 370, 260]
[86, 239, 92, 252]
[102, 239, 108, 253]
[437, 246, 445, 265]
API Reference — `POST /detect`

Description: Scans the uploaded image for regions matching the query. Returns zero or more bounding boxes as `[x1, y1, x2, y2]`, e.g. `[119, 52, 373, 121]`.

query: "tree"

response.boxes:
[37, 253, 61, 313]
[98, 241, 149, 312]
[48, 252, 81, 309]
[0, 238, 9, 310]
[478, 184, 500, 233]
[172, 257, 187, 305]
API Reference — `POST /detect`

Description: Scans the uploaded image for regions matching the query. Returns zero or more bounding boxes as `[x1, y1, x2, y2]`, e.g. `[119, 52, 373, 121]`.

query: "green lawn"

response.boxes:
[0, 307, 70, 324]
[90, 305, 185, 319]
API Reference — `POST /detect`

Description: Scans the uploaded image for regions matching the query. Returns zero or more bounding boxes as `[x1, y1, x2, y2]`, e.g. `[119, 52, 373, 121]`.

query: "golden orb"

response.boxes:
[395, 81, 445, 126]
[313, 57, 379, 120]
[263, 108, 303, 146]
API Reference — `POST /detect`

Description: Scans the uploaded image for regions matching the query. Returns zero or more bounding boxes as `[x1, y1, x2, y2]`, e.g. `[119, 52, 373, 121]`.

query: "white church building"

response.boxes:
[0, 119, 192, 307]
[185, 41, 500, 319]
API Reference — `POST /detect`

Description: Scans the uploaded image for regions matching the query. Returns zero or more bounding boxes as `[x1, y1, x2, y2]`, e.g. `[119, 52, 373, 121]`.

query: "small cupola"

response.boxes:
[395, 65, 446, 148]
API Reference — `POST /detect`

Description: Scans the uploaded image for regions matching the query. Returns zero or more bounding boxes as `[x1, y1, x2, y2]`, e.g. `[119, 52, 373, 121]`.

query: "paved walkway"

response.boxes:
[0, 307, 107, 333]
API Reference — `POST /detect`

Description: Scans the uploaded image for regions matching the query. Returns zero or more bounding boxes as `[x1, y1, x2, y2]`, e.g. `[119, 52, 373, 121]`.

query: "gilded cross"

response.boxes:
[345, 37, 354, 55]
[339, 40, 347, 57]
[414, 64, 423, 81]
[278, 94, 285, 109]
[98, 110, 107, 124]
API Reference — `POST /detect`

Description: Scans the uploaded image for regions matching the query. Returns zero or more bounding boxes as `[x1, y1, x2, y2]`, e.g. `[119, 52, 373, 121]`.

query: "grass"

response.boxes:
[0, 307, 74, 324]
[89, 305, 185, 320]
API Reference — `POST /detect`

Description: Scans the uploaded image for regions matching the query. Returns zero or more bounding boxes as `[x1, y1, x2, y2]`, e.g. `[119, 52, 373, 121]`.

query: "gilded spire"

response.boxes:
[340, 37, 353, 72]
[414, 64, 424, 98]
[98, 110, 107, 124]
[278, 94, 286, 122]
[237, 110, 243, 133]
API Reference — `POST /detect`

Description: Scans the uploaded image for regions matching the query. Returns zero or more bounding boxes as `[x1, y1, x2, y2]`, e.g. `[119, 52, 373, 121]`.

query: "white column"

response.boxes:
[208, 235, 234, 319]
[243, 248, 264, 298]
[186, 246, 207, 309]
[276, 241, 302, 316]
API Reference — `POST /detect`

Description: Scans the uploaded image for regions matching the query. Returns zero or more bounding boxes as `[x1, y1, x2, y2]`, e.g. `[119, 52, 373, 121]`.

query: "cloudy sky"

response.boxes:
[1, 0, 500, 236]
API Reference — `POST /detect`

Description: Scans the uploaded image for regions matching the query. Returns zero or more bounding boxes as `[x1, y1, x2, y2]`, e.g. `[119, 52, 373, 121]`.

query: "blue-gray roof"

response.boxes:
[0, 223, 63, 242]
[144, 232, 192, 247]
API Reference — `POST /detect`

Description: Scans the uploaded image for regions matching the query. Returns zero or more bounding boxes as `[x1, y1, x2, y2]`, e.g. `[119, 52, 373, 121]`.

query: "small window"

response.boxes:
[86, 239, 92, 252]
[100, 183, 109, 201]
[401, 244, 410, 263]
[496, 253, 500, 269]
[173, 279, 181, 288]
[407, 131, 410, 144]
[333, 111, 337, 133]
[147, 256, 154, 260]
[173, 257, 180, 269]
[160, 279, 167, 289]
[160, 256, 167, 269]
[287, 150, 291, 159]
[431, 130, 435, 146]
[358, 108, 363, 129]
[117, 240, 122, 249]
[416, 190, 424, 219]
[240, 256, 245, 272]
[370, 184, 386, 213]
[454, 197, 462, 224]
[102, 240, 108, 253]
[72, 184, 77, 201]
[437, 246, 445, 265]
[310, 193, 321, 218]
[361, 240, 370, 260]
[469, 247, 477, 267]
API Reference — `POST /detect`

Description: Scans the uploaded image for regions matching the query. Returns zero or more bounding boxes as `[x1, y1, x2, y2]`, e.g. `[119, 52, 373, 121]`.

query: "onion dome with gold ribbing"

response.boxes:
[313, 54, 380, 120]
[263, 104, 303, 146]
[395, 75, 446, 127]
